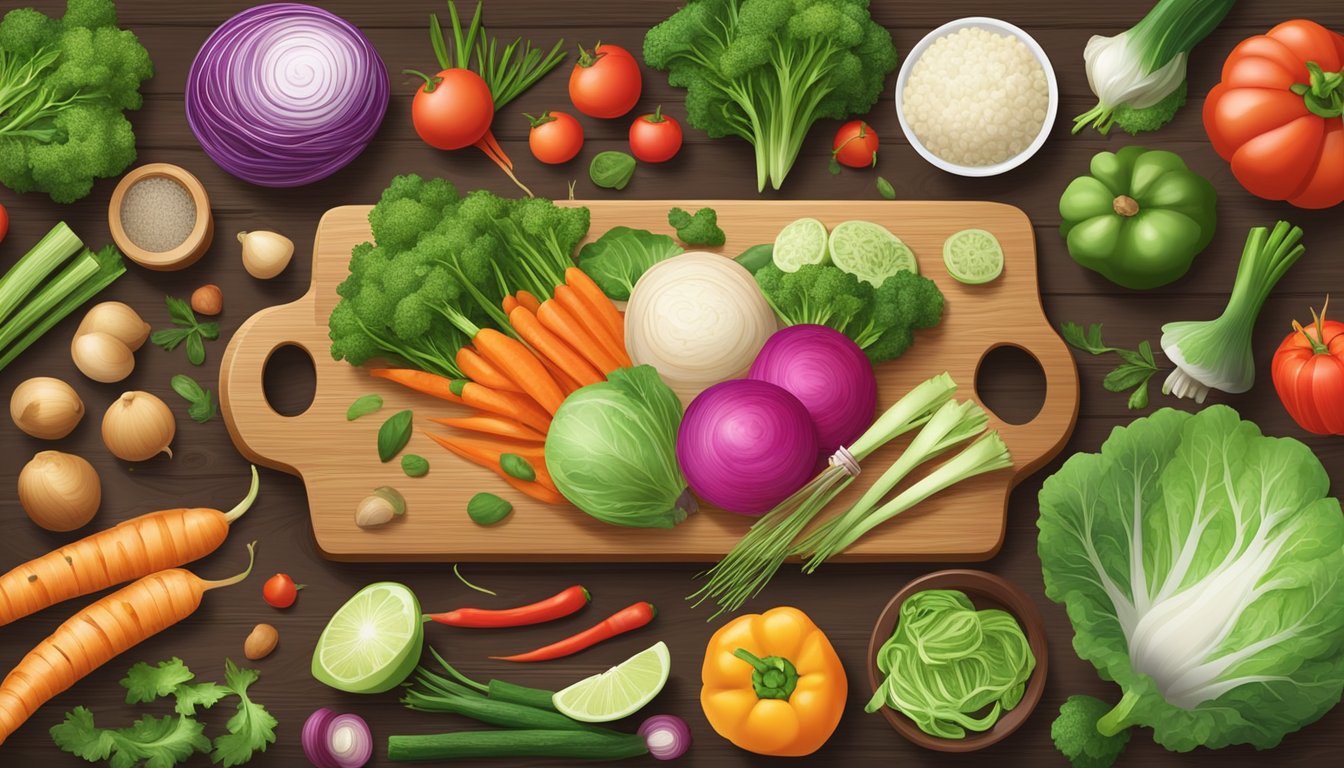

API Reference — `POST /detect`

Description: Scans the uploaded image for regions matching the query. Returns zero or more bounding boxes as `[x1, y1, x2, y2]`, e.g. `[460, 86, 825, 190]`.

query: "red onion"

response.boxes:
[186, 4, 388, 187]
[639, 714, 692, 760]
[678, 379, 818, 515]
[302, 708, 371, 768]
[749, 324, 877, 452]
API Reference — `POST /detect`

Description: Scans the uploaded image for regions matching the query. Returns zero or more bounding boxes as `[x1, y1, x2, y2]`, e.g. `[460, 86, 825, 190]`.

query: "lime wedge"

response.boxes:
[828, 220, 916, 285]
[551, 641, 671, 723]
[773, 218, 829, 272]
[312, 582, 423, 694]
[943, 228, 1004, 284]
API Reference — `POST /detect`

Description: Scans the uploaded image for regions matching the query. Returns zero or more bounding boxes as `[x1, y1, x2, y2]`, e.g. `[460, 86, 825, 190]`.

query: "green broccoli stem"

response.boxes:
[1095, 690, 1140, 737]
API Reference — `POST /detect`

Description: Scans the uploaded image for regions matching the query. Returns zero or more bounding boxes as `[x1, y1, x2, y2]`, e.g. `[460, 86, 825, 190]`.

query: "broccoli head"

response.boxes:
[644, 0, 897, 190]
[1051, 695, 1130, 768]
[0, 0, 153, 203]
[668, 206, 725, 247]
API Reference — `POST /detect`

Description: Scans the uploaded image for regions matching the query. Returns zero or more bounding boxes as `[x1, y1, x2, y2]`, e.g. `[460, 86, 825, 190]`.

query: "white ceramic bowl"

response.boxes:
[894, 17, 1058, 177]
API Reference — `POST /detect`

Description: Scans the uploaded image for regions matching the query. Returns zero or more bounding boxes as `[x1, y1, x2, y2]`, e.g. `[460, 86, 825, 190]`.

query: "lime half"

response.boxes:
[552, 641, 671, 723]
[943, 229, 1004, 284]
[828, 220, 916, 286]
[312, 582, 423, 694]
[773, 218, 829, 272]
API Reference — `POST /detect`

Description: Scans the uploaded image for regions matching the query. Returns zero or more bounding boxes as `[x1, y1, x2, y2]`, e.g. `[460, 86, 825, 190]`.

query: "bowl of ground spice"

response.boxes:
[108, 163, 213, 271]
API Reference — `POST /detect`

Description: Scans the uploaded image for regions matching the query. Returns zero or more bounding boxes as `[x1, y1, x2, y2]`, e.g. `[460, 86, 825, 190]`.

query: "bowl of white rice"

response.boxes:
[896, 18, 1057, 177]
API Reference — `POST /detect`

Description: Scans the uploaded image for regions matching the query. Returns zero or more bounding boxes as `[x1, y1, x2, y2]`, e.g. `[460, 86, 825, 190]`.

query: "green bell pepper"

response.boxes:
[1059, 147, 1217, 290]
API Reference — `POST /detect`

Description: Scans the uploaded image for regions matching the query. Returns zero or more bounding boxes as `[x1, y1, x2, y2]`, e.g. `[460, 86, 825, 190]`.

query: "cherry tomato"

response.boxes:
[526, 111, 584, 164]
[407, 68, 494, 151]
[832, 120, 879, 169]
[628, 106, 683, 163]
[1272, 300, 1344, 435]
[569, 43, 641, 119]
[0, 203, 7, 245]
[262, 573, 303, 608]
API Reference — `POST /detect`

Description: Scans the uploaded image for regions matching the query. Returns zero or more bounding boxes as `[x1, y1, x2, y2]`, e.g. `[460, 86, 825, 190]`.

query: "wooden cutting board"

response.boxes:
[219, 200, 1078, 562]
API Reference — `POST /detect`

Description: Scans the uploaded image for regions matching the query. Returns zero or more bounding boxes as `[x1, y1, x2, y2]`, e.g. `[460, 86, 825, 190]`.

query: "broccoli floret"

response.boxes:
[0, 0, 153, 203]
[644, 0, 897, 191]
[1052, 695, 1130, 768]
[668, 207, 725, 246]
[1111, 80, 1188, 136]
[855, 269, 944, 363]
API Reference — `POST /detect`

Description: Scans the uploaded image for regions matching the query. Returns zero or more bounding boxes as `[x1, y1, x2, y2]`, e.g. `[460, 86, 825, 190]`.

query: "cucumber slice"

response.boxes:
[827, 220, 916, 286]
[943, 228, 1004, 284]
[772, 218, 829, 272]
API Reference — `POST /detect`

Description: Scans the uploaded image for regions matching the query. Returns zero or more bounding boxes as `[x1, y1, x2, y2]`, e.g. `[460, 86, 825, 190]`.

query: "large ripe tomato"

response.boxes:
[1204, 20, 1344, 208]
[527, 111, 584, 164]
[408, 68, 494, 151]
[831, 120, 878, 169]
[1272, 301, 1344, 435]
[628, 106, 682, 163]
[569, 43, 642, 119]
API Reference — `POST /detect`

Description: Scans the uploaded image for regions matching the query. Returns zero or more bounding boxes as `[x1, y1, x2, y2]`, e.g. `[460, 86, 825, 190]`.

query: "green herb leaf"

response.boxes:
[1102, 364, 1156, 393]
[150, 327, 192, 352]
[500, 452, 536, 481]
[211, 660, 277, 768]
[401, 454, 430, 477]
[121, 658, 195, 705]
[467, 492, 513, 526]
[195, 322, 220, 341]
[1060, 321, 1160, 411]
[51, 708, 210, 768]
[185, 333, 205, 366]
[170, 374, 206, 403]
[590, 151, 636, 190]
[346, 394, 384, 421]
[165, 295, 197, 327]
[378, 410, 414, 462]
[876, 176, 896, 200]
[1127, 382, 1151, 410]
[172, 682, 229, 716]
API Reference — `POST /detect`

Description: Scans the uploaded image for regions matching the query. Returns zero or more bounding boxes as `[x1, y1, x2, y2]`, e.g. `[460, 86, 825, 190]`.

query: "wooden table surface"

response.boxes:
[1, 1, 1341, 766]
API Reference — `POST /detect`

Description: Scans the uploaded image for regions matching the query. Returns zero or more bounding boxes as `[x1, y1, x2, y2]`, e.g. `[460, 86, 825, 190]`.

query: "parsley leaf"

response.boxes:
[172, 682, 229, 716]
[1060, 322, 1161, 411]
[170, 374, 216, 424]
[122, 658, 195, 705]
[149, 327, 192, 352]
[51, 708, 209, 768]
[151, 296, 218, 366]
[211, 660, 277, 767]
[165, 296, 197, 327]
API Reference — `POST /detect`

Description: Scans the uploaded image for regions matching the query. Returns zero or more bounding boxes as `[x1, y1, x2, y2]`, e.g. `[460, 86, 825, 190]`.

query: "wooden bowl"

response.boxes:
[867, 569, 1048, 752]
[108, 163, 213, 271]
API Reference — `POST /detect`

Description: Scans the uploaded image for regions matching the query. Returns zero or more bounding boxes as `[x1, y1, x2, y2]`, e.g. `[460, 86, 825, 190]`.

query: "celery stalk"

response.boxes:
[0, 222, 83, 327]
[0, 245, 126, 372]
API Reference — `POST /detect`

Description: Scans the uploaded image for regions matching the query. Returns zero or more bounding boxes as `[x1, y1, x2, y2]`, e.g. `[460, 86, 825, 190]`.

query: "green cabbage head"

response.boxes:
[1038, 405, 1344, 754]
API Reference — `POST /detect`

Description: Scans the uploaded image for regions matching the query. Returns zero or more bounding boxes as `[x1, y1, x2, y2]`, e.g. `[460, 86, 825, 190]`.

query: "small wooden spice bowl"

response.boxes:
[108, 163, 213, 271]
[867, 569, 1049, 752]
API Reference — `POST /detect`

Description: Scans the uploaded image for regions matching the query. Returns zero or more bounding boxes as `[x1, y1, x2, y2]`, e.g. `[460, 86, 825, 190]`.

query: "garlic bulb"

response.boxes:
[238, 230, 294, 279]
[102, 391, 176, 461]
[18, 451, 101, 531]
[72, 332, 136, 383]
[77, 301, 151, 351]
[10, 377, 85, 439]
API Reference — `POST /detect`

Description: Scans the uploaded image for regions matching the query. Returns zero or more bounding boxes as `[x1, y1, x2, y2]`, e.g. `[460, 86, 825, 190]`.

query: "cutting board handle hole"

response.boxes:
[261, 343, 316, 417]
[975, 344, 1045, 426]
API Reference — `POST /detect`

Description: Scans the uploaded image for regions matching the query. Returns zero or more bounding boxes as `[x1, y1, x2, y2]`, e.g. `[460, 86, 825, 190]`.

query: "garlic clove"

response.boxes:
[10, 377, 85, 440]
[102, 391, 176, 462]
[77, 301, 151, 351]
[238, 230, 294, 280]
[18, 450, 101, 531]
[356, 487, 406, 528]
[71, 332, 136, 383]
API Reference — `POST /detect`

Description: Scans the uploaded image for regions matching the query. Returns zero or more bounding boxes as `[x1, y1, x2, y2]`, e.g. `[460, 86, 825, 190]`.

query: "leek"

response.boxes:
[1073, 0, 1236, 135]
[1161, 221, 1305, 403]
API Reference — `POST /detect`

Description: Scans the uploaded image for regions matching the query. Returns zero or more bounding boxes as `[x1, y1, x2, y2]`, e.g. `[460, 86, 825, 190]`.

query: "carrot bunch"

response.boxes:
[372, 268, 629, 504]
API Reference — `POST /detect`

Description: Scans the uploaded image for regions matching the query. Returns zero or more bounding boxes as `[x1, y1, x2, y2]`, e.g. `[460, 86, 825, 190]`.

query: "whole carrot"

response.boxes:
[552, 285, 628, 367]
[369, 368, 468, 405]
[428, 585, 590, 628]
[431, 414, 547, 442]
[0, 543, 257, 744]
[456, 346, 523, 393]
[508, 306, 603, 387]
[491, 602, 657, 662]
[564, 267, 626, 350]
[0, 466, 259, 627]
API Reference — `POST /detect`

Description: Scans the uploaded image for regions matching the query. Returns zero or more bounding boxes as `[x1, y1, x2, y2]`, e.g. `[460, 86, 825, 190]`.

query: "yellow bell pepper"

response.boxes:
[700, 606, 846, 756]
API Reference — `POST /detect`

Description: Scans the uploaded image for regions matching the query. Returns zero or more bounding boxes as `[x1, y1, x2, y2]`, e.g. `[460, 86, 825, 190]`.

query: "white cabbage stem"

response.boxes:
[1074, 32, 1187, 134]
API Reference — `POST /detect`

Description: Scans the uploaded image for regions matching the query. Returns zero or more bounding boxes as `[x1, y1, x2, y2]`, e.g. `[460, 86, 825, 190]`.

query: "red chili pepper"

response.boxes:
[427, 585, 591, 628]
[491, 601, 657, 662]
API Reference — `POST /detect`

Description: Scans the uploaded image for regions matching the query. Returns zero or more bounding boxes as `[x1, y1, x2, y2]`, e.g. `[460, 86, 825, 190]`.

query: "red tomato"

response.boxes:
[527, 111, 584, 164]
[569, 43, 642, 119]
[1272, 301, 1344, 435]
[628, 106, 682, 163]
[1204, 20, 1344, 208]
[262, 573, 303, 608]
[0, 202, 7, 245]
[832, 120, 879, 169]
[408, 68, 494, 151]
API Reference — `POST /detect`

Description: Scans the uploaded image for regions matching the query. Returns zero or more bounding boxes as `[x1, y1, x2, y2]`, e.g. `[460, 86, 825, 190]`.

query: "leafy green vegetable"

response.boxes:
[644, 0, 898, 191]
[876, 176, 896, 200]
[211, 660, 277, 767]
[346, 394, 383, 420]
[51, 708, 209, 768]
[170, 374, 216, 423]
[589, 151, 636, 190]
[545, 365, 694, 528]
[577, 226, 682, 300]
[122, 658, 195, 704]
[1060, 322, 1159, 410]
[733, 243, 774, 274]
[1052, 695, 1130, 768]
[401, 454, 429, 477]
[151, 296, 219, 366]
[667, 207, 725, 247]
[755, 263, 943, 363]
[378, 410, 414, 462]
[467, 492, 512, 525]
[328, 174, 590, 378]
[0, 0, 154, 203]
[1038, 406, 1344, 753]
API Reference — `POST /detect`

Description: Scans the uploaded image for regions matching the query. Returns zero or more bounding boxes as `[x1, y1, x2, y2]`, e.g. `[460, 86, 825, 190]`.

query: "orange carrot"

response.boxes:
[541, 356, 581, 395]
[471, 328, 566, 415]
[456, 346, 523, 393]
[0, 468, 259, 628]
[502, 295, 520, 315]
[537, 299, 623, 375]
[459, 381, 553, 434]
[433, 433, 546, 465]
[431, 414, 547, 442]
[0, 544, 256, 745]
[515, 290, 542, 314]
[509, 306, 604, 387]
[501, 475, 567, 505]
[553, 284, 630, 367]
[369, 368, 467, 406]
[565, 267, 626, 348]
[423, 432, 563, 504]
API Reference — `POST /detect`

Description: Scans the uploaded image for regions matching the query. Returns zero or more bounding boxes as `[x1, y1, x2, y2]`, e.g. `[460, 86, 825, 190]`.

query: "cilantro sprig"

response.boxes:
[150, 296, 219, 366]
[1060, 321, 1161, 410]
[170, 374, 217, 424]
